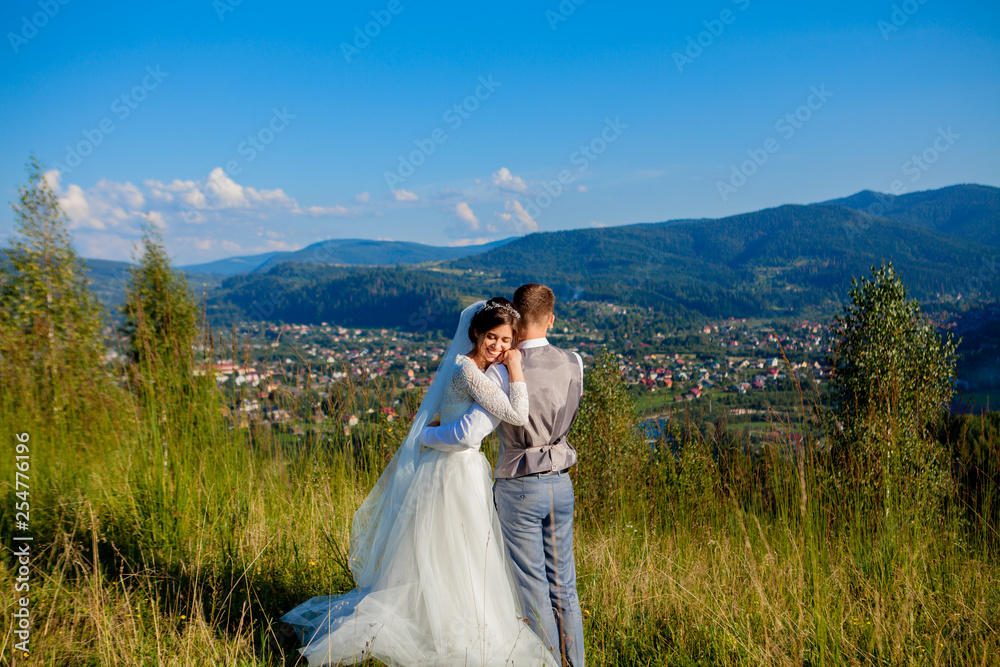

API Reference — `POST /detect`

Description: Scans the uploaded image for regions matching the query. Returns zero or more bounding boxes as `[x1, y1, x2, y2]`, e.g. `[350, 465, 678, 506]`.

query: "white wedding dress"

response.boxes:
[281, 302, 559, 667]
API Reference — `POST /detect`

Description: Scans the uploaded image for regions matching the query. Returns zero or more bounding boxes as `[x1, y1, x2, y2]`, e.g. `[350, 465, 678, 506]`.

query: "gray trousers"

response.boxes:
[495, 471, 585, 667]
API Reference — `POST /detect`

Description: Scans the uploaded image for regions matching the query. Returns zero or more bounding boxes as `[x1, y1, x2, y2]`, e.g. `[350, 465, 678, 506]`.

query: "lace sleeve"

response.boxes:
[454, 356, 529, 426]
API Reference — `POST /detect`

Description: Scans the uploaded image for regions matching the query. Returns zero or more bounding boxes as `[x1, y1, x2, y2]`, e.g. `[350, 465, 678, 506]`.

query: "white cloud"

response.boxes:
[454, 202, 479, 230]
[355, 191, 370, 203]
[45, 167, 358, 234]
[299, 204, 350, 216]
[94, 179, 146, 209]
[39, 168, 367, 263]
[143, 167, 306, 214]
[445, 201, 484, 240]
[501, 200, 539, 233]
[60, 184, 97, 228]
[42, 169, 61, 193]
[47, 170, 149, 231]
[391, 189, 419, 202]
[204, 168, 247, 208]
[492, 167, 528, 193]
[146, 211, 166, 229]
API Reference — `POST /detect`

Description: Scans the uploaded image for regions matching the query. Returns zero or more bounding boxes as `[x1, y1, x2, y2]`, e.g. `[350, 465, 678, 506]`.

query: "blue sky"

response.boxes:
[2, 0, 998, 265]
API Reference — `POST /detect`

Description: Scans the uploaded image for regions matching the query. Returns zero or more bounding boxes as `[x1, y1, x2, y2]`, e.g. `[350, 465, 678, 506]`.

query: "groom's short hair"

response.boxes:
[513, 283, 554, 327]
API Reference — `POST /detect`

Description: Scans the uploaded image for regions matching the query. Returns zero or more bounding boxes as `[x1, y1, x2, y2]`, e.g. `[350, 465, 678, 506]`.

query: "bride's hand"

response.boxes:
[499, 348, 522, 369]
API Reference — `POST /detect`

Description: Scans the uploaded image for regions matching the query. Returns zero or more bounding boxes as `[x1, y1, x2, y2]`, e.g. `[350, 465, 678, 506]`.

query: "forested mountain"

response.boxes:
[206, 263, 476, 331]
[447, 203, 994, 314]
[821, 184, 999, 247]
[7, 183, 993, 330]
[206, 198, 997, 330]
[179, 237, 516, 276]
[178, 251, 288, 276]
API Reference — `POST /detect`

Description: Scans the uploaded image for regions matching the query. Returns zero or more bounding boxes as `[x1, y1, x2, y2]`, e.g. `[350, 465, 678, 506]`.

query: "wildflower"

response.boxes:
[180, 615, 187, 620]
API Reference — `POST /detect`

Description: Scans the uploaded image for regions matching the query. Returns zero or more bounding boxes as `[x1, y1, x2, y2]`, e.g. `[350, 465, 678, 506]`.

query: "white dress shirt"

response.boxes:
[419, 337, 584, 452]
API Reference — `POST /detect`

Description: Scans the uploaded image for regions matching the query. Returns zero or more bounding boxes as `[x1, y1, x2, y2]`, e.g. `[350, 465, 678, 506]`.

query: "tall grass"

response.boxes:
[570, 353, 999, 665]
[2, 323, 998, 666]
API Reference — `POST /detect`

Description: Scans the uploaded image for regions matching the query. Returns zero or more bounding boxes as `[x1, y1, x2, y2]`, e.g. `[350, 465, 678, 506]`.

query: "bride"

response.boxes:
[280, 298, 559, 666]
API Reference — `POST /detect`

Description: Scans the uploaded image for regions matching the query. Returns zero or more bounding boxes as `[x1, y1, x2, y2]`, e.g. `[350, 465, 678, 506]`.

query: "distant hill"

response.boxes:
[821, 184, 1000, 247]
[207, 190, 998, 330]
[206, 263, 474, 332]
[447, 203, 996, 317]
[5, 183, 996, 330]
[82, 258, 223, 318]
[179, 237, 516, 276]
[178, 251, 288, 276]
[0, 251, 223, 320]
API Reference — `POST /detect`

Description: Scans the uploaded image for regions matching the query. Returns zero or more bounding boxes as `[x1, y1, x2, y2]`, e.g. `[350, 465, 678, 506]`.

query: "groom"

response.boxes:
[419, 283, 586, 666]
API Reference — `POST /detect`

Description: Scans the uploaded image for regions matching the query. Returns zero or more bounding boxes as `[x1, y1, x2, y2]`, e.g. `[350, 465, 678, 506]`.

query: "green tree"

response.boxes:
[0, 156, 107, 423]
[828, 262, 957, 520]
[570, 350, 651, 523]
[119, 217, 201, 395]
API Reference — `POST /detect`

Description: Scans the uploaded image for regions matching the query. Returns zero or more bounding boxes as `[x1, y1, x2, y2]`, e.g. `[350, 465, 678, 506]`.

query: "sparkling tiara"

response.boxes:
[478, 301, 521, 319]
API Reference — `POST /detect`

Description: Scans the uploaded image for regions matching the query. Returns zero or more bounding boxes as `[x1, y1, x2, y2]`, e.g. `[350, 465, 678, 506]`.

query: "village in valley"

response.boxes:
[97, 299, 996, 436]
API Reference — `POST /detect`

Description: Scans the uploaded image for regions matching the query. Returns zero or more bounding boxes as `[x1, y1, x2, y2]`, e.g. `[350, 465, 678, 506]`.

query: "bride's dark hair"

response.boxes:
[468, 297, 520, 346]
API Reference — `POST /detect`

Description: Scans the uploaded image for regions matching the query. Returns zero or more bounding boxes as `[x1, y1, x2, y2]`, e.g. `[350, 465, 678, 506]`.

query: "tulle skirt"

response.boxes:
[281, 447, 559, 666]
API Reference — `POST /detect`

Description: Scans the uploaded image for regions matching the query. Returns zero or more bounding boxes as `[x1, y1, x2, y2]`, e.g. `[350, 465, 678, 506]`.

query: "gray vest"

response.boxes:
[494, 342, 583, 479]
